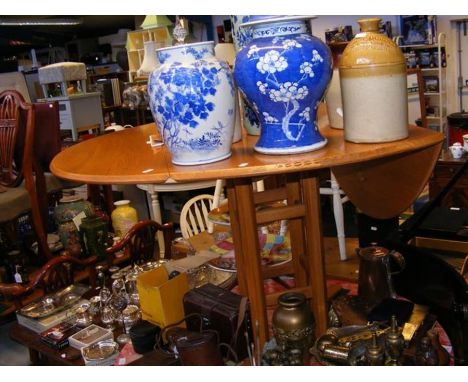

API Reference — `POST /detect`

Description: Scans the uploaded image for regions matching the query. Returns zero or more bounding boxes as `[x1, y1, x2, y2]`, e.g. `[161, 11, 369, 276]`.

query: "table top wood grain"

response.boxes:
[50, 122, 443, 185]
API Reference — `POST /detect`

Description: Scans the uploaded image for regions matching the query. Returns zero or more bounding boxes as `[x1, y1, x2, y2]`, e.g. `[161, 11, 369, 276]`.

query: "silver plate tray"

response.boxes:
[19, 283, 91, 319]
[82, 340, 119, 361]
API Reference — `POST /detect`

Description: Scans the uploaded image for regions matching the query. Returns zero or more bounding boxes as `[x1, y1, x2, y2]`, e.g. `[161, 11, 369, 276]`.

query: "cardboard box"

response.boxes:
[39, 321, 80, 350]
[137, 266, 189, 328]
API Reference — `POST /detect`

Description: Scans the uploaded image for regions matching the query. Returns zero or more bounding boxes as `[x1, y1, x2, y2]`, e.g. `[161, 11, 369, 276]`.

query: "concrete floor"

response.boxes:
[0, 320, 30, 366]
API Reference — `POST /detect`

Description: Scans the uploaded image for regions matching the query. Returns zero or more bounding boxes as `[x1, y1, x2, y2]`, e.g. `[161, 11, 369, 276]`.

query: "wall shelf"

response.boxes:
[126, 27, 172, 82]
[401, 32, 447, 137]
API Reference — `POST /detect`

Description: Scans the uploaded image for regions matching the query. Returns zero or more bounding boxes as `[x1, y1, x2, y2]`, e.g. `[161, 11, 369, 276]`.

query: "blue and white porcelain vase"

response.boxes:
[148, 41, 236, 165]
[231, 15, 261, 136]
[235, 16, 332, 154]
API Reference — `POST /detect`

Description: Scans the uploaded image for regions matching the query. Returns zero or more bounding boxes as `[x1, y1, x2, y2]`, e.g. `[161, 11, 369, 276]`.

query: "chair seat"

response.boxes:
[0, 174, 81, 223]
[0, 186, 30, 223]
[44, 172, 82, 193]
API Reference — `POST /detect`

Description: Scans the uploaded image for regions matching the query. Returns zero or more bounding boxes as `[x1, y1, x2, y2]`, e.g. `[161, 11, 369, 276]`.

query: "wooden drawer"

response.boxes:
[430, 163, 468, 206]
[432, 163, 464, 180]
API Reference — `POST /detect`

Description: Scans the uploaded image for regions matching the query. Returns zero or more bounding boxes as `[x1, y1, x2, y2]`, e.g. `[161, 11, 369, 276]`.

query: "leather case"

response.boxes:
[183, 283, 251, 361]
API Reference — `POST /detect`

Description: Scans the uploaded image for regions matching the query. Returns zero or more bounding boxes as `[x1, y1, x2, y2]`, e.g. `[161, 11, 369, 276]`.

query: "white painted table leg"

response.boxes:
[137, 180, 219, 257]
[146, 185, 165, 257]
[210, 179, 225, 233]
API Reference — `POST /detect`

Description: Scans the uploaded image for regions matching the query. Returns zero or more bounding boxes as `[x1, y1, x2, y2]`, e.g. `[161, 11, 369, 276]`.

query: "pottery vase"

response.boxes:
[231, 15, 261, 136]
[339, 18, 408, 143]
[325, 42, 348, 129]
[79, 215, 109, 261]
[148, 41, 236, 165]
[234, 16, 332, 154]
[272, 292, 315, 365]
[54, 196, 95, 254]
[111, 200, 138, 238]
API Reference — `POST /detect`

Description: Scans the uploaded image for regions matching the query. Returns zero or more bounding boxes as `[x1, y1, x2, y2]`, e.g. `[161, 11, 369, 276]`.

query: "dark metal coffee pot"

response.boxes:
[357, 246, 405, 306]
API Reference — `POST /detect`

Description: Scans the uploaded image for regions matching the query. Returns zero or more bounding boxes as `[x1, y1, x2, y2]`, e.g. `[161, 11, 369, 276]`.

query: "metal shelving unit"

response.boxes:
[400, 33, 447, 136]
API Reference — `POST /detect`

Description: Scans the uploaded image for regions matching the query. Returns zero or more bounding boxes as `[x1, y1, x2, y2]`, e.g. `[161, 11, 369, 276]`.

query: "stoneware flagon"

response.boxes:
[339, 18, 408, 143]
[148, 41, 235, 165]
[234, 16, 332, 154]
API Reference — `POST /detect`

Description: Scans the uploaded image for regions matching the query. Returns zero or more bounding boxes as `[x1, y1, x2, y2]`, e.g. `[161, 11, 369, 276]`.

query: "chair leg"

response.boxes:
[210, 180, 225, 233]
[330, 172, 347, 261]
[28, 200, 53, 261]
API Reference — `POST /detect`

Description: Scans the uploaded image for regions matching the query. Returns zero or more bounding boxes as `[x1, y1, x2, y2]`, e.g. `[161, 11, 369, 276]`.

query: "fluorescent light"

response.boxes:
[0, 18, 83, 26]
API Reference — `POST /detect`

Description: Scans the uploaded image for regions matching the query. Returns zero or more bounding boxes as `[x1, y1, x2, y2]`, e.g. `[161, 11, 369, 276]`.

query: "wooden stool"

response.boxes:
[226, 172, 337, 350]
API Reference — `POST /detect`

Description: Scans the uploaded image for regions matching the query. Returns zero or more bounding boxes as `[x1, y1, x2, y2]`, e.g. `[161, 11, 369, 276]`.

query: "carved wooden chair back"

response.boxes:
[0, 90, 53, 261]
[0, 254, 97, 311]
[106, 220, 174, 266]
[0, 90, 31, 187]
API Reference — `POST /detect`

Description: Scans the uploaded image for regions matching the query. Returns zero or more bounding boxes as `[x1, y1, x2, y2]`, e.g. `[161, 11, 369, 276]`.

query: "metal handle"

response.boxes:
[389, 250, 406, 275]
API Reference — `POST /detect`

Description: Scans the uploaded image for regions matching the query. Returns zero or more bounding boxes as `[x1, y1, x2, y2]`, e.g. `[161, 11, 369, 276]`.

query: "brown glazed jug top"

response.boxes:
[340, 17, 405, 69]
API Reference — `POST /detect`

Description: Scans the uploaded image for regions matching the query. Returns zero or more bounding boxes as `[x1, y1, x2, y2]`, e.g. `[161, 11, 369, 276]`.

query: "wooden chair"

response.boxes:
[0, 90, 51, 261]
[180, 194, 215, 239]
[319, 171, 350, 261]
[106, 220, 174, 266]
[407, 67, 427, 129]
[0, 254, 97, 314]
[32, 98, 115, 216]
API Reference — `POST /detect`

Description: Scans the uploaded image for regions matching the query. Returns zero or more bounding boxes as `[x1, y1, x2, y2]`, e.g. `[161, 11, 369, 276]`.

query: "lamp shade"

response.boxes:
[140, 15, 172, 29]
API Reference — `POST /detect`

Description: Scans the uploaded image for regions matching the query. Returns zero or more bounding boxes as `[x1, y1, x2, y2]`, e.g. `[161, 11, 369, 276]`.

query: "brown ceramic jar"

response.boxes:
[339, 18, 408, 143]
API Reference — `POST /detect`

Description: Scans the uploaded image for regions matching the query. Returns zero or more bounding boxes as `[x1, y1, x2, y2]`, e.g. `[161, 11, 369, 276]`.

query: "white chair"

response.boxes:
[179, 194, 215, 239]
[319, 171, 349, 261]
[316, 102, 349, 261]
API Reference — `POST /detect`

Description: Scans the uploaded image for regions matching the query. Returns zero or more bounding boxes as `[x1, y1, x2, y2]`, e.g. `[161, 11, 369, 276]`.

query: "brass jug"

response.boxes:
[357, 246, 405, 306]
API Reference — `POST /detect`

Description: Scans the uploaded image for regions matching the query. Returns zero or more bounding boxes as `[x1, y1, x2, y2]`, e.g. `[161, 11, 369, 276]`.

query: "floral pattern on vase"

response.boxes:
[148, 41, 235, 165]
[231, 15, 260, 136]
[235, 17, 332, 154]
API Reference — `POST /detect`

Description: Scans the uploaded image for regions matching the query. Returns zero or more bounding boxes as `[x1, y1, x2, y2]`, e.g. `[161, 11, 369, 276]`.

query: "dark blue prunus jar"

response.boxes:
[235, 16, 332, 154]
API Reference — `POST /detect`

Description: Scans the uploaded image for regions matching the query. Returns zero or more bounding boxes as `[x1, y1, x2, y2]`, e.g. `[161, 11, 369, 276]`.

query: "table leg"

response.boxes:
[102, 185, 115, 215]
[228, 178, 269, 348]
[301, 172, 328, 336]
[145, 185, 165, 257]
[226, 181, 247, 294]
[29, 348, 40, 365]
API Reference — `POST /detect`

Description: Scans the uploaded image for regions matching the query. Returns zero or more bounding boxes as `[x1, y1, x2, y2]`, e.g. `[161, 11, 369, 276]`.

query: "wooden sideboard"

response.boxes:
[429, 151, 468, 207]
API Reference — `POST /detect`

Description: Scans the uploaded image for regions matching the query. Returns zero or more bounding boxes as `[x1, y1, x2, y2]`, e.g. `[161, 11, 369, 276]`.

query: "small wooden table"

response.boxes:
[429, 150, 468, 207]
[9, 322, 178, 366]
[51, 122, 443, 350]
